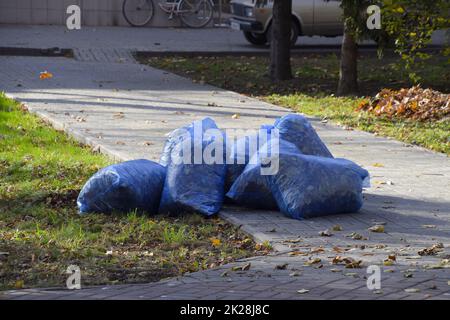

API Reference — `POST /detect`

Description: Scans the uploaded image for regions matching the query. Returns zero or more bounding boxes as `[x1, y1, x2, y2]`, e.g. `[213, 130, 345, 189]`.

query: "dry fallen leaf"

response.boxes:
[405, 256, 422, 260]
[333, 246, 344, 253]
[289, 251, 308, 256]
[388, 254, 396, 261]
[368, 225, 385, 233]
[332, 256, 344, 264]
[39, 71, 53, 80]
[284, 238, 303, 244]
[275, 263, 289, 270]
[319, 229, 333, 237]
[404, 272, 414, 278]
[383, 260, 394, 266]
[347, 232, 367, 240]
[113, 112, 125, 119]
[91, 145, 101, 153]
[231, 113, 240, 119]
[14, 280, 24, 289]
[310, 247, 325, 254]
[372, 163, 384, 167]
[373, 290, 383, 295]
[358, 86, 450, 122]
[404, 288, 420, 293]
[340, 257, 363, 269]
[232, 263, 252, 271]
[418, 243, 444, 256]
[305, 258, 322, 266]
[345, 272, 359, 278]
[210, 238, 221, 247]
[241, 263, 251, 271]
[297, 289, 309, 294]
[345, 261, 363, 269]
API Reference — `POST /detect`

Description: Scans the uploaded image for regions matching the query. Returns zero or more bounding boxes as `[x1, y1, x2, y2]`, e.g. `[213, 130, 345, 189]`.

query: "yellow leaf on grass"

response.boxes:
[15, 280, 24, 289]
[211, 238, 221, 247]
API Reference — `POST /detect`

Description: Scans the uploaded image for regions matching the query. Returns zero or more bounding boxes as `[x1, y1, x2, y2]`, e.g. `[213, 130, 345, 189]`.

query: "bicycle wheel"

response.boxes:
[179, 0, 213, 28]
[122, 0, 154, 27]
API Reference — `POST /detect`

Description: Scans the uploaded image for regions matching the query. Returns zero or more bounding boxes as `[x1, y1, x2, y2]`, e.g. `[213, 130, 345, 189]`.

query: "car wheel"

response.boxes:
[266, 20, 300, 47]
[243, 31, 268, 46]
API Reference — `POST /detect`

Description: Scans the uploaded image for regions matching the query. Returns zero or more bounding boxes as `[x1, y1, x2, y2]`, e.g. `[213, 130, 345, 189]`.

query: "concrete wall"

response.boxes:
[0, 0, 200, 27]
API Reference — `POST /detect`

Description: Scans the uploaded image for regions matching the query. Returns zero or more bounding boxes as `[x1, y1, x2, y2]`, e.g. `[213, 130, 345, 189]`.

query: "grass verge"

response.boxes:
[142, 53, 449, 154]
[0, 93, 266, 290]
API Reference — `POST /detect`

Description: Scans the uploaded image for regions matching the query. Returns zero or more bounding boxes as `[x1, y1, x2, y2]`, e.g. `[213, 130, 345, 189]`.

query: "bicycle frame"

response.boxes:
[159, 0, 212, 20]
[159, 1, 181, 20]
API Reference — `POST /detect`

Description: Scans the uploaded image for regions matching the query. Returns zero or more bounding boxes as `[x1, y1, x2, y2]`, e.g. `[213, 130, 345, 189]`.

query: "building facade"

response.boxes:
[0, 0, 194, 27]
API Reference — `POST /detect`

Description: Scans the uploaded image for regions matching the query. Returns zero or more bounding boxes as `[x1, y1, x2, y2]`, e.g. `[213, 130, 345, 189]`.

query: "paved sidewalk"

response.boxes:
[0, 48, 449, 299]
[3, 256, 450, 300]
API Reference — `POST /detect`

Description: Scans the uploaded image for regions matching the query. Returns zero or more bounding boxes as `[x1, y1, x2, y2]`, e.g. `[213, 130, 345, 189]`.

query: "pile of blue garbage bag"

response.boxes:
[77, 114, 370, 220]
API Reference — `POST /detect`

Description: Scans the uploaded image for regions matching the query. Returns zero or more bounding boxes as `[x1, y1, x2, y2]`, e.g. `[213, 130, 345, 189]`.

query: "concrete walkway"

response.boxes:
[0, 35, 449, 299]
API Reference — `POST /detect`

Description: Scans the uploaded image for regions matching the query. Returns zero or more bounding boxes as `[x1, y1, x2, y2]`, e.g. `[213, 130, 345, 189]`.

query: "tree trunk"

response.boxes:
[269, 0, 292, 81]
[337, 21, 359, 96]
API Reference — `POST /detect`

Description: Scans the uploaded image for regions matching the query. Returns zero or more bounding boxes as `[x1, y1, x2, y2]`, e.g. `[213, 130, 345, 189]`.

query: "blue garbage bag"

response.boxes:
[267, 150, 369, 220]
[225, 124, 274, 191]
[160, 117, 218, 167]
[158, 118, 226, 216]
[274, 114, 333, 158]
[77, 159, 166, 215]
[226, 139, 300, 210]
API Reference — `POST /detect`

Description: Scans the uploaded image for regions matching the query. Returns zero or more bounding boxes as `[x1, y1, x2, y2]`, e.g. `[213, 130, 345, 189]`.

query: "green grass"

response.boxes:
[0, 93, 264, 290]
[143, 53, 450, 154]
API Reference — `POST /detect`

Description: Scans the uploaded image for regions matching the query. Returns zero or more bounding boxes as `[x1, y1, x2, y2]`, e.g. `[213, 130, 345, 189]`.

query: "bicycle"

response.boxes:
[122, 0, 214, 28]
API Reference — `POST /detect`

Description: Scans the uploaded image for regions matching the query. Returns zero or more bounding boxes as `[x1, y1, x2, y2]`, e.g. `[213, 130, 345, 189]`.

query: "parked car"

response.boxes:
[229, 0, 344, 46]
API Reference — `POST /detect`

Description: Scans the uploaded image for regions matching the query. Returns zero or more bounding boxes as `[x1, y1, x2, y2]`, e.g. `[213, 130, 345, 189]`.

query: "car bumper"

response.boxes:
[229, 18, 264, 33]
